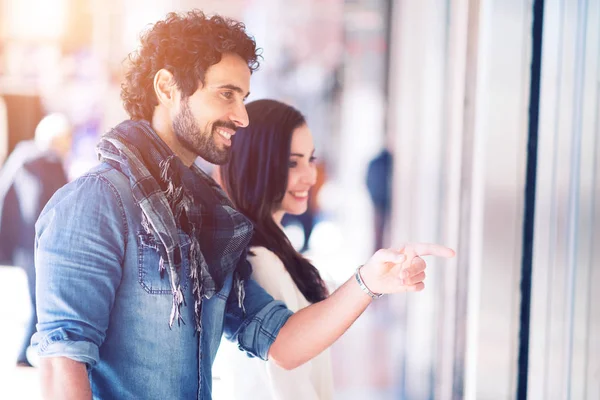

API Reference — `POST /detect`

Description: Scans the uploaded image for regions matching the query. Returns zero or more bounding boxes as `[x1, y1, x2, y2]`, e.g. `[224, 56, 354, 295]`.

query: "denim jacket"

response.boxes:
[32, 163, 293, 399]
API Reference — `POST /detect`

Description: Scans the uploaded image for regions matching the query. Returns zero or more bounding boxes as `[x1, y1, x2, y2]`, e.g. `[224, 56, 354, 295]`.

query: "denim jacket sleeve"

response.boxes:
[223, 260, 293, 361]
[32, 173, 127, 367]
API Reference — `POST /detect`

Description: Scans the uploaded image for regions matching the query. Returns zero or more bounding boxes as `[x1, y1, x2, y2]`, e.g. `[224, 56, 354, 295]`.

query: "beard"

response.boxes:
[172, 99, 235, 165]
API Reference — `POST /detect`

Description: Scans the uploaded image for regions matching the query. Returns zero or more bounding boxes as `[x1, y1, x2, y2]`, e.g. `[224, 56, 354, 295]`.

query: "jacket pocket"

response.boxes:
[137, 230, 191, 294]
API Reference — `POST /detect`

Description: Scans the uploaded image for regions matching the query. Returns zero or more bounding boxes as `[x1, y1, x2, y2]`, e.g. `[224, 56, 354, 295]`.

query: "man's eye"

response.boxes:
[222, 92, 233, 99]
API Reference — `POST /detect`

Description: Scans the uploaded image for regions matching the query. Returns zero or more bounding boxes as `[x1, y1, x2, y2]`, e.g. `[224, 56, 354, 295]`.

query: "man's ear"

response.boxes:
[153, 69, 178, 107]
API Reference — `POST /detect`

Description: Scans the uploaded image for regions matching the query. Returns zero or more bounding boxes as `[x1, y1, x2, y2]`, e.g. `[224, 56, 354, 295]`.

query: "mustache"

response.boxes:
[212, 121, 237, 131]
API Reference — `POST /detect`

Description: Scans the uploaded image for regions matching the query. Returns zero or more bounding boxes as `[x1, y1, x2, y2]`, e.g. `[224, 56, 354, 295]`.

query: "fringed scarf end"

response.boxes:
[234, 273, 246, 314]
[159, 256, 166, 278]
[159, 155, 176, 181]
[194, 301, 203, 333]
[168, 286, 185, 329]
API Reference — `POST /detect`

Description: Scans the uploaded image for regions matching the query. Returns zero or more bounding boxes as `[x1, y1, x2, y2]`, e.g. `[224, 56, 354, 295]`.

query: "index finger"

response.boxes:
[398, 243, 455, 258]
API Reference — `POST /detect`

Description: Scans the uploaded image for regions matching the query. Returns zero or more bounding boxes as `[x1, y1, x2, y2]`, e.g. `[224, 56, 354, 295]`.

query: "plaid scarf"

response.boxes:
[97, 120, 253, 331]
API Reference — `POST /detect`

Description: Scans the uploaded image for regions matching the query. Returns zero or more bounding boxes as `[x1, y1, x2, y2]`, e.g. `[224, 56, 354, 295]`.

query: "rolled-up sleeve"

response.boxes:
[223, 267, 293, 361]
[32, 174, 126, 367]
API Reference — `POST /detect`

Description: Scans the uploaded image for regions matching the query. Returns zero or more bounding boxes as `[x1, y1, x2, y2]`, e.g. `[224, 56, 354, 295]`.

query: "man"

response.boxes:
[0, 113, 71, 367]
[33, 11, 454, 399]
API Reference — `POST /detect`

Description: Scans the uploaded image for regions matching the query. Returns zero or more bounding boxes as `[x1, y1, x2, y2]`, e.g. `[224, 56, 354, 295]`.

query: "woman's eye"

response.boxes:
[288, 161, 298, 168]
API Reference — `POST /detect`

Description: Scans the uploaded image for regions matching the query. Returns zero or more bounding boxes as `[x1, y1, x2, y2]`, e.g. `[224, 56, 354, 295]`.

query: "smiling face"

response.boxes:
[169, 52, 251, 165]
[273, 124, 317, 221]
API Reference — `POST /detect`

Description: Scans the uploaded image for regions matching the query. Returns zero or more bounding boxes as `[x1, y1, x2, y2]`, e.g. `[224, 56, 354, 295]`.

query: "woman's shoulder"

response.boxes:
[248, 246, 285, 271]
[247, 246, 299, 302]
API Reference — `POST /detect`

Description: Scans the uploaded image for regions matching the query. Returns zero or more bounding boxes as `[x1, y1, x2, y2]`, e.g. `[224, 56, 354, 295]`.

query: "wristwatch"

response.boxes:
[355, 266, 383, 299]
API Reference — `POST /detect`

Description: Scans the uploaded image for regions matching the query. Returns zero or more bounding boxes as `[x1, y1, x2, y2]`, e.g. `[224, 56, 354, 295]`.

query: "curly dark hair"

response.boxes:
[121, 10, 260, 121]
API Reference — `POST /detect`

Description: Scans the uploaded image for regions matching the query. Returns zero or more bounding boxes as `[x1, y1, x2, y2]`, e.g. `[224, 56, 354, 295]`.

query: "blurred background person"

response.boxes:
[0, 96, 7, 165]
[0, 113, 72, 367]
[365, 148, 392, 252]
[218, 99, 333, 400]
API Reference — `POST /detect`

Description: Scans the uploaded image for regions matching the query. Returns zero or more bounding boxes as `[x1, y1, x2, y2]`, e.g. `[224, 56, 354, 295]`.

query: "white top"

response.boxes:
[215, 246, 334, 400]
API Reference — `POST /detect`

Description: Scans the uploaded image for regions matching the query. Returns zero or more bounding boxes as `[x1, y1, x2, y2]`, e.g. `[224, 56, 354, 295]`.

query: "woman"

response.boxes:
[216, 99, 333, 399]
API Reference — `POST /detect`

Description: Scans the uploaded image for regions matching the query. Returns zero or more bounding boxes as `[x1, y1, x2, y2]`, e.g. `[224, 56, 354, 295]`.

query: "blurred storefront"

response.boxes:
[386, 0, 600, 399]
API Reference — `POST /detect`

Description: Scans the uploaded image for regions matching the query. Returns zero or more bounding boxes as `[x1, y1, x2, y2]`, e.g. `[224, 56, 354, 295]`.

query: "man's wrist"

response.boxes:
[355, 266, 383, 300]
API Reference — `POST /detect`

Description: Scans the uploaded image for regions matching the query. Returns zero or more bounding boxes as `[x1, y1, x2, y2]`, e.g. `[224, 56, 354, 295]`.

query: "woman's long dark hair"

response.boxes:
[221, 99, 328, 303]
